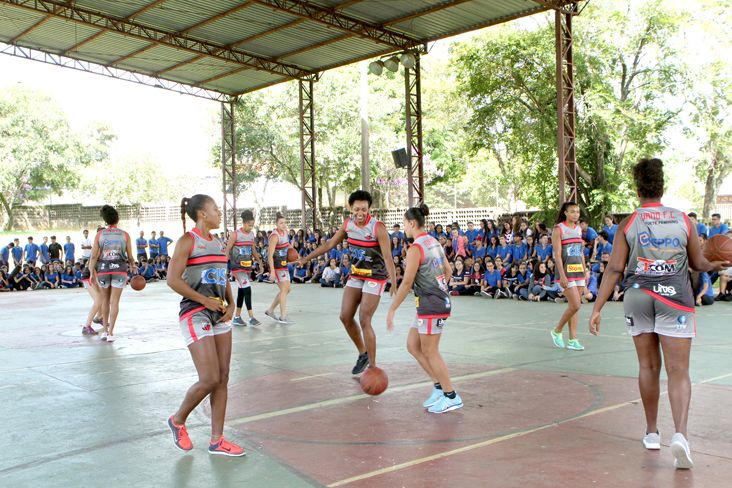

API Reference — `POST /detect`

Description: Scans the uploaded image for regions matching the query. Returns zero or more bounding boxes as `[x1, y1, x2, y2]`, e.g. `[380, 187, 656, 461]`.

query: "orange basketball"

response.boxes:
[360, 367, 388, 396]
[704, 234, 732, 263]
[287, 247, 299, 262]
[130, 275, 146, 291]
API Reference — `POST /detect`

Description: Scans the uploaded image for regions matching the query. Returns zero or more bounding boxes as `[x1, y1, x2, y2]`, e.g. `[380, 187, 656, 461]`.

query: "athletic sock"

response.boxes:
[434, 383, 442, 390]
[444, 390, 457, 399]
[359, 352, 368, 358]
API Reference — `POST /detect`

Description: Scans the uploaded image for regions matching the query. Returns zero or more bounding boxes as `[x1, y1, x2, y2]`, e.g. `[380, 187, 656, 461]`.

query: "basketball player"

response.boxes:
[550, 201, 587, 351]
[225, 210, 262, 326]
[79, 262, 101, 336]
[88, 205, 137, 342]
[299, 190, 397, 374]
[166, 194, 244, 457]
[590, 158, 729, 469]
[265, 213, 293, 324]
[386, 204, 462, 413]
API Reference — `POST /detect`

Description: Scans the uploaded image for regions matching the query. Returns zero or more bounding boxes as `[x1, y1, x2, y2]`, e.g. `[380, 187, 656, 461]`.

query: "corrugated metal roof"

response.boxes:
[0, 0, 553, 99]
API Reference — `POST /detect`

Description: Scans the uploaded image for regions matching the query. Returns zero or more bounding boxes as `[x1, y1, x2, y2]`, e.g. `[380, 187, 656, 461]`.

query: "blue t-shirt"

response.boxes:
[582, 226, 598, 243]
[603, 224, 618, 244]
[1, 246, 10, 263]
[75, 270, 83, 281]
[496, 245, 512, 263]
[40, 244, 49, 262]
[536, 244, 553, 262]
[473, 246, 487, 260]
[486, 246, 498, 260]
[61, 272, 76, 284]
[391, 231, 405, 243]
[329, 248, 342, 261]
[701, 272, 714, 297]
[511, 242, 528, 262]
[63, 243, 75, 262]
[25, 243, 40, 262]
[708, 224, 730, 237]
[46, 272, 59, 284]
[483, 269, 502, 287]
[517, 271, 532, 285]
[697, 222, 708, 237]
[142, 265, 156, 278]
[11, 246, 22, 263]
[158, 236, 173, 255]
[587, 273, 599, 295]
[148, 238, 159, 256]
[465, 229, 480, 243]
[596, 242, 613, 259]
[136, 238, 147, 254]
[391, 245, 403, 258]
[295, 266, 308, 278]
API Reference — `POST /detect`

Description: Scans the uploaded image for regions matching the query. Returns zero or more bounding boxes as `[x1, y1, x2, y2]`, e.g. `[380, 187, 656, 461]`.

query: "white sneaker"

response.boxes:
[100, 332, 108, 341]
[278, 315, 294, 325]
[643, 431, 660, 450]
[106, 335, 116, 343]
[670, 433, 693, 469]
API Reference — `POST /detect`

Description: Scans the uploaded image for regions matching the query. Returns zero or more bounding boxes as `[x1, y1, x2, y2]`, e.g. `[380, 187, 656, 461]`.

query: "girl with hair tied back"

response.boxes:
[165, 194, 245, 457]
[387, 204, 463, 414]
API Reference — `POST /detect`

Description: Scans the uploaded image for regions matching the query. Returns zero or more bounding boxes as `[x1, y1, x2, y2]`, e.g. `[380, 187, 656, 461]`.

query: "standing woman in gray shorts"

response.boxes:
[89, 205, 137, 342]
[590, 158, 729, 469]
[166, 195, 244, 456]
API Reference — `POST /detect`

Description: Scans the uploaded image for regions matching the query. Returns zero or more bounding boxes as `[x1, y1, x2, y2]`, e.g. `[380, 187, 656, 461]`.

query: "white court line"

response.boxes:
[290, 373, 336, 382]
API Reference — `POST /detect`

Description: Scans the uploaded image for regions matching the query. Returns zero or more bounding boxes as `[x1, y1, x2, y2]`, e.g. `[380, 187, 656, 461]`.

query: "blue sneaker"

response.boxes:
[427, 393, 464, 413]
[422, 388, 444, 408]
[232, 316, 246, 326]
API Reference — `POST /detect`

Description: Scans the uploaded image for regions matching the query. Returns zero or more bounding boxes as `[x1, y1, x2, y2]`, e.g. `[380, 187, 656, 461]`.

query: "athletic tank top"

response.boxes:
[180, 228, 228, 316]
[556, 221, 585, 281]
[411, 233, 451, 318]
[272, 229, 289, 270]
[344, 215, 387, 281]
[624, 203, 693, 308]
[230, 228, 256, 272]
[96, 226, 128, 275]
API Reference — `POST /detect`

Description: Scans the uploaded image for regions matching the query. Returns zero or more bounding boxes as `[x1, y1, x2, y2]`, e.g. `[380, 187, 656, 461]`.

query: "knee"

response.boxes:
[358, 312, 372, 328]
[665, 362, 689, 377]
[406, 341, 421, 357]
[639, 362, 662, 375]
[199, 372, 221, 392]
[568, 302, 581, 314]
[339, 312, 352, 325]
[218, 368, 230, 386]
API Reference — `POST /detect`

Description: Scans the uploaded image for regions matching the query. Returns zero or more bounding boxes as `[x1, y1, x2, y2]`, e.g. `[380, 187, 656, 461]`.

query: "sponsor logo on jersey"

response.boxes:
[635, 257, 677, 275]
[110, 263, 120, 270]
[638, 232, 682, 249]
[676, 315, 688, 330]
[567, 264, 584, 273]
[200, 268, 227, 285]
[625, 316, 634, 327]
[652, 283, 676, 296]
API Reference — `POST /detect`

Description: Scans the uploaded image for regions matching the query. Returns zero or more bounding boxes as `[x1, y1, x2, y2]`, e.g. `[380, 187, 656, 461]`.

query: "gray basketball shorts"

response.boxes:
[623, 287, 696, 338]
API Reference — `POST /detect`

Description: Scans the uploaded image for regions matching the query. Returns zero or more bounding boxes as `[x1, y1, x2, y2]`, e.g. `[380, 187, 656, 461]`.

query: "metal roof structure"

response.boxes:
[0, 0, 554, 101]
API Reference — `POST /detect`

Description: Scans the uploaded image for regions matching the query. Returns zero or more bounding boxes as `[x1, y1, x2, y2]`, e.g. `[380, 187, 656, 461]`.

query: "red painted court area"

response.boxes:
[221, 362, 732, 487]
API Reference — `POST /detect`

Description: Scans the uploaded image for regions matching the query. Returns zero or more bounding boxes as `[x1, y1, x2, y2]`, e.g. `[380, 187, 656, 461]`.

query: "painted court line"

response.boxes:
[326, 372, 732, 487]
[290, 373, 336, 382]
[228, 367, 514, 427]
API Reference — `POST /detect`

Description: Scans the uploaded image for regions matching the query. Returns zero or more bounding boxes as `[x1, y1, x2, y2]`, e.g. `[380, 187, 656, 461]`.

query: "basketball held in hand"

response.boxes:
[130, 275, 146, 291]
[704, 234, 732, 263]
[287, 247, 299, 262]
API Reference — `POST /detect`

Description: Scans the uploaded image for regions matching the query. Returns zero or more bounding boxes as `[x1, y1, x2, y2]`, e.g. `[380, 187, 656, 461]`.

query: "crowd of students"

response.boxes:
[2, 213, 730, 302]
[0, 229, 173, 291]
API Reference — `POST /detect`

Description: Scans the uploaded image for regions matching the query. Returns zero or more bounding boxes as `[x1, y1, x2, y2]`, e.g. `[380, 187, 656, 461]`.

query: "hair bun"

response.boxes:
[419, 203, 429, 217]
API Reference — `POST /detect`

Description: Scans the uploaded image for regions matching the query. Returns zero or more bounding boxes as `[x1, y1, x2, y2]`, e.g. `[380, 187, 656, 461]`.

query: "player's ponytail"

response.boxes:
[405, 203, 429, 228]
[180, 197, 190, 232]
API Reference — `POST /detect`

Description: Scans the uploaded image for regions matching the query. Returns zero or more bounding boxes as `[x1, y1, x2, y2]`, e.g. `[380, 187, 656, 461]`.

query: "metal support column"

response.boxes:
[221, 99, 237, 230]
[555, 2, 578, 204]
[299, 79, 317, 230]
[405, 52, 424, 207]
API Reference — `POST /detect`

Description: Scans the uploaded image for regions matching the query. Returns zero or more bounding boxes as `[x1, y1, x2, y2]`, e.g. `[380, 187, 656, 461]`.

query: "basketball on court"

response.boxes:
[704, 234, 732, 263]
[130, 275, 146, 291]
[360, 367, 388, 396]
[287, 247, 299, 262]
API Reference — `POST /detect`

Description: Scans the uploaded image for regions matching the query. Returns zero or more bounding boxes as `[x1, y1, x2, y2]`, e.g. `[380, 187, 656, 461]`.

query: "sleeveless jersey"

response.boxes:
[180, 228, 228, 317]
[344, 215, 387, 281]
[95, 226, 129, 275]
[411, 233, 451, 318]
[230, 228, 256, 272]
[556, 222, 585, 281]
[624, 203, 693, 308]
[271, 229, 289, 271]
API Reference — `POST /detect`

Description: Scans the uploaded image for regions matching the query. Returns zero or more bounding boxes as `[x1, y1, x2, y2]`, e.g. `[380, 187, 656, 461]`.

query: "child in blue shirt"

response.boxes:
[480, 260, 504, 298]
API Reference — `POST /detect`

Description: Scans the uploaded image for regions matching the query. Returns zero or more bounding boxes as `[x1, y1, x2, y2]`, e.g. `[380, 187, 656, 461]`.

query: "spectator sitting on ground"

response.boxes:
[696, 271, 715, 306]
[293, 263, 311, 283]
[320, 258, 342, 288]
[60, 265, 77, 288]
[514, 261, 532, 300]
[340, 255, 351, 286]
[583, 268, 598, 303]
[310, 257, 327, 283]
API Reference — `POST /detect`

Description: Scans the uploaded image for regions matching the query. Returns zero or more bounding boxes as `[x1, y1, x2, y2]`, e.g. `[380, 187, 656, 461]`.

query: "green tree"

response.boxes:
[0, 87, 101, 230]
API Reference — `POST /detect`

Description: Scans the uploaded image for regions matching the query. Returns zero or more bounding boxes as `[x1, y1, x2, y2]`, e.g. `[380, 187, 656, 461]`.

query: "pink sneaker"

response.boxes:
[208, 436, 245, 457]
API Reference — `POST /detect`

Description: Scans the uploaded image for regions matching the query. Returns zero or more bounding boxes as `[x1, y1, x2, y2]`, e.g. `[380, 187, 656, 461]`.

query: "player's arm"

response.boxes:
[387, 246, 421, 331]
[686, 218, 729, 272]
[303, 228, 346, 263]
[267, 233, 278, 271]
[552, 226, 568, 287]
[221, 280, 235, 322]
[124, 233, 138, 274]
[224, 232, 237, 258]
[167, 234, 224, 313]
[376, 223, 397, 291]
[88, 232, 102, 281]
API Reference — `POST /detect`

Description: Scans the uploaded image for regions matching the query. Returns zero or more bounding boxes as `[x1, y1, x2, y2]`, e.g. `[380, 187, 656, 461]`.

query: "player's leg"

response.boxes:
[633, 333, 662, 438]
[107, 285, 124, 340]
[358, 287, 382, 367]
[340, 284, 367, 373]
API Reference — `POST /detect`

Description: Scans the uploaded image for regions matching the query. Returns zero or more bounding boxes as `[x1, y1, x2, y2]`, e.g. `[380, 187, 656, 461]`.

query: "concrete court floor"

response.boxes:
[1, 281, 732, 488]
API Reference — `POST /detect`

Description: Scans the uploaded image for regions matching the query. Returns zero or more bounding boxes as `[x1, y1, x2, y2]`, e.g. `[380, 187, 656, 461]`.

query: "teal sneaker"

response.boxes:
[550, 330, 565, 349]
[232, 316, 246, 326]
[566, 338, 585, 351]
[422, 388, 444, 408]
[427, 393, 464, 413]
